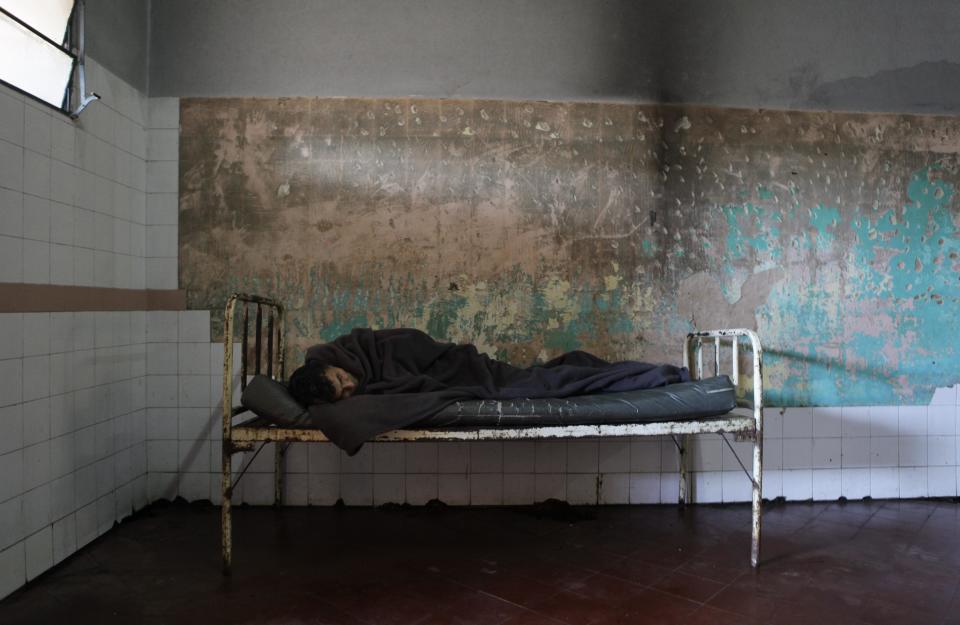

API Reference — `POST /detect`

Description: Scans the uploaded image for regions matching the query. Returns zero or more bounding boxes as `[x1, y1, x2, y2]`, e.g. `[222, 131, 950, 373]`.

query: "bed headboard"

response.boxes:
[223, 293, 286, 421]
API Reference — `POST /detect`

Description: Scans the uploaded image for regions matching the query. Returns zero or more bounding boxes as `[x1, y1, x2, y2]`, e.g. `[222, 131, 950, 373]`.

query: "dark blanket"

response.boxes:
[306, 328, 689, 454]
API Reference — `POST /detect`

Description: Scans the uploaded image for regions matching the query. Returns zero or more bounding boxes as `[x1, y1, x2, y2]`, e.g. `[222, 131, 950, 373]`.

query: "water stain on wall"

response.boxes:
[179, 97, 960, 405]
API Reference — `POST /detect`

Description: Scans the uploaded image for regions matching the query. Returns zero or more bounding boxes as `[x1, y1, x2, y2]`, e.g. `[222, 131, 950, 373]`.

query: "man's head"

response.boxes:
[288, 361, 359, 406]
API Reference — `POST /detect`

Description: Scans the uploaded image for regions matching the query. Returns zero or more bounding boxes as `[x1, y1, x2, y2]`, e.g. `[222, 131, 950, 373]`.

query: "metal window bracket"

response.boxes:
[70, 1, 100, 119]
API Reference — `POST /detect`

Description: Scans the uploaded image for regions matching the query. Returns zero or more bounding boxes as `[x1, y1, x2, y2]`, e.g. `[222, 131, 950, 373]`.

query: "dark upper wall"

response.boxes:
[148, 0, 960, 113]
[86, 0, 151, 92]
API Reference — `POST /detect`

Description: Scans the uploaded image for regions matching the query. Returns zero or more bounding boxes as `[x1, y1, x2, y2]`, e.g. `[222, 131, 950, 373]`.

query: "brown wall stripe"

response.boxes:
[0, 284, 187, 312]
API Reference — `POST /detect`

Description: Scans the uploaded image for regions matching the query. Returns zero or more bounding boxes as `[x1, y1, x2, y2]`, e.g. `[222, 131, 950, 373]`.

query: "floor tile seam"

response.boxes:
[598, 558, 679, 589]
[420, 599, 526, 625]
[659, 557, 737, 600]
[473, 588, 561, 620]
[643, 583, 721, 607]
[540, 578, 653, 610]
[627, 584, 704, 611]
[297, 596, 380, 625]
[510, 588, 603, 625]
[504, 609, 569, 625]
[688, 602, 755, 623]
[690, 577, 734, 606]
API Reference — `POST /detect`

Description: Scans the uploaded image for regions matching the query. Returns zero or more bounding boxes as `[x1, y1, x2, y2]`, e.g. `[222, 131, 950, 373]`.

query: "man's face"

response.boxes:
[324, 366, 358, 400]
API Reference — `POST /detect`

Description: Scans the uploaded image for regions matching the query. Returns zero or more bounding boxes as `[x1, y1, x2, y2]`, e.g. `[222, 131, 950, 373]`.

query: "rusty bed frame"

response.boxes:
[220, 293, 765, 574]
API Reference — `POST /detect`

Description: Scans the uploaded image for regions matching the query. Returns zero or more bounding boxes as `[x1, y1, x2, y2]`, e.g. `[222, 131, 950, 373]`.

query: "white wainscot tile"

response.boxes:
[566, 440, 598, 474]
[599, 473, 629, 504]
[371, 442, 405, 473]
[339, 474, 372, 506]
[842, 407, 870, 437]
[928, 406, 956, 436]
[899, 467, 927, 498]
[869, 437, 898, 468]
[439, 474, 470, 505]
[897, 406, 927, 436]
[781, 469, 813, 501]
[692, 471, 722, 503]
[598, 440, 629, 473]
[534, 441, 566, 473]
[928, 466, 957, 497]
[898, 436, 927, 467]
[404, 475, 437, 505]
[868, 406, 899, 437]
[811, 438, 840, 468]
[840, 468, 870, 499]
[811, 468, 842, 501]
[565, 474, 597, 505]
[841, 437, 870, 468]
[533, 473, 564, 502]
[782, 408, 813, 438]
[870, 467, 899, 499]
[373, 474, 404, 505]
[307, 474, 340, 505]
[502, 474, 534, 505]
[628, 473, 661, 504]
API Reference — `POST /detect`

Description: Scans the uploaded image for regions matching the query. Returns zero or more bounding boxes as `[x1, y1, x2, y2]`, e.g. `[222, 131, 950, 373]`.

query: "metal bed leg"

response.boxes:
[221, 444, 233, 575]
[274, 443, 285, 506]
[750, 435, 763, 568]
[677, 435, 688, 507]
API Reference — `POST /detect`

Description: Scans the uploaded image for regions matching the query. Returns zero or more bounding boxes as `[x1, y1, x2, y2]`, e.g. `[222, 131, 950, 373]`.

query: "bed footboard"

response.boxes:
[684, 329, 764, 567]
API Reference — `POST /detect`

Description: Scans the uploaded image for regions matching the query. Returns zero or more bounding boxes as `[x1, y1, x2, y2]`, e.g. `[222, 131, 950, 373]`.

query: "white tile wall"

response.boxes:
[145, 98, 179, 290]
[0, 61, 152, 600]
[0, 310, 148, 597]
[0, 63, 147, 291]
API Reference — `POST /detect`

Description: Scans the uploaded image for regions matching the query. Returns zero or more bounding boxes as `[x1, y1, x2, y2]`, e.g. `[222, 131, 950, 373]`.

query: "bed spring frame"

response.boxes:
[220, 293, 764, 574]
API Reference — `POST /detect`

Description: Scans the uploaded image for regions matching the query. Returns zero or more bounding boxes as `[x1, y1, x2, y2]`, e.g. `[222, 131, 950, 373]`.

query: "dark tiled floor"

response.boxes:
[3, 498, 960, 625]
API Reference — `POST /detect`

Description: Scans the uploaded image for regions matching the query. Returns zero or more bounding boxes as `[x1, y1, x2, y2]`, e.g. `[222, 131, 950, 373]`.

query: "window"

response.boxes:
[0, 0, 98, 117]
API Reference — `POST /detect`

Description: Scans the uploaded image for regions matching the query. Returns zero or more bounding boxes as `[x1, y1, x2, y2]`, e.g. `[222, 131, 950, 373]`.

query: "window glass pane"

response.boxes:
[0, 13, 73, 107]
[0, 0, 74, 43]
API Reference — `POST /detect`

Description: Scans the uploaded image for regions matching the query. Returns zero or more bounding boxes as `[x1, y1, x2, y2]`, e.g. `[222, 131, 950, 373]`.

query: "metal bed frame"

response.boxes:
[220, 293, 764, 574]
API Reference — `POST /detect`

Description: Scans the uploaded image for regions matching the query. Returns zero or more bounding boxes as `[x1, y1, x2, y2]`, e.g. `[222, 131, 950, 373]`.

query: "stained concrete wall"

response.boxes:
[178, 97, 960, 406]
[150, 0, 960, 114]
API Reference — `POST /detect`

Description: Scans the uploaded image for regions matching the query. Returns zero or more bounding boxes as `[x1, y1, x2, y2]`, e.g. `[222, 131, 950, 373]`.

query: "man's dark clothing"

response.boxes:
[306, 328, 689, 454]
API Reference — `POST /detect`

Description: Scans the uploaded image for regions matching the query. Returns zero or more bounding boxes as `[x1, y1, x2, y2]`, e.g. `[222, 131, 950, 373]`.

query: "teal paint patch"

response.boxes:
[543, 326, 583, 352]
[722, 202, 782, 262]
[425, 294, 468, 340]
[757, 185, 774, 200]
[849, 164, 959, 301]
[781, 164, 960, 404]
[808, 203, 841, 250]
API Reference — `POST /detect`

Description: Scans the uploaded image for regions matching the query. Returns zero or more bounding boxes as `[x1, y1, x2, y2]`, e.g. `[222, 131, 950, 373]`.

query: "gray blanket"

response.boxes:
[305, 328, 690, 454]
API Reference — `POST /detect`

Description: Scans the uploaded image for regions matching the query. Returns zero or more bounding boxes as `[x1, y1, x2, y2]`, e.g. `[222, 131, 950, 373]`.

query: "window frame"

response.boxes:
[0, 1, 80, 118]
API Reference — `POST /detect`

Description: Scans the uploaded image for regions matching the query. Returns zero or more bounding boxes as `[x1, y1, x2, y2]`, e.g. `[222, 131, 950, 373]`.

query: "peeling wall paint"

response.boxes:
[179, 98, 960, 405]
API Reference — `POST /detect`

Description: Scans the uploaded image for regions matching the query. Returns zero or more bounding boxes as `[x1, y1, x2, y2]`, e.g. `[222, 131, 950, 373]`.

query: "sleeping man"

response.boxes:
[287, 328, 688, 454]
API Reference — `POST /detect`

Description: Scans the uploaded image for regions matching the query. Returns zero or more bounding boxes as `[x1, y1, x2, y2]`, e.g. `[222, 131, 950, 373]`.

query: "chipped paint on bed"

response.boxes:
[179, 98, 960, 406]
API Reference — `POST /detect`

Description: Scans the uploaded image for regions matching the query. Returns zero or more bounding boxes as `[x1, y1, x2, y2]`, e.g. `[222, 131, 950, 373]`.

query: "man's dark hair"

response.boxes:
[288, 361, 336, 406]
